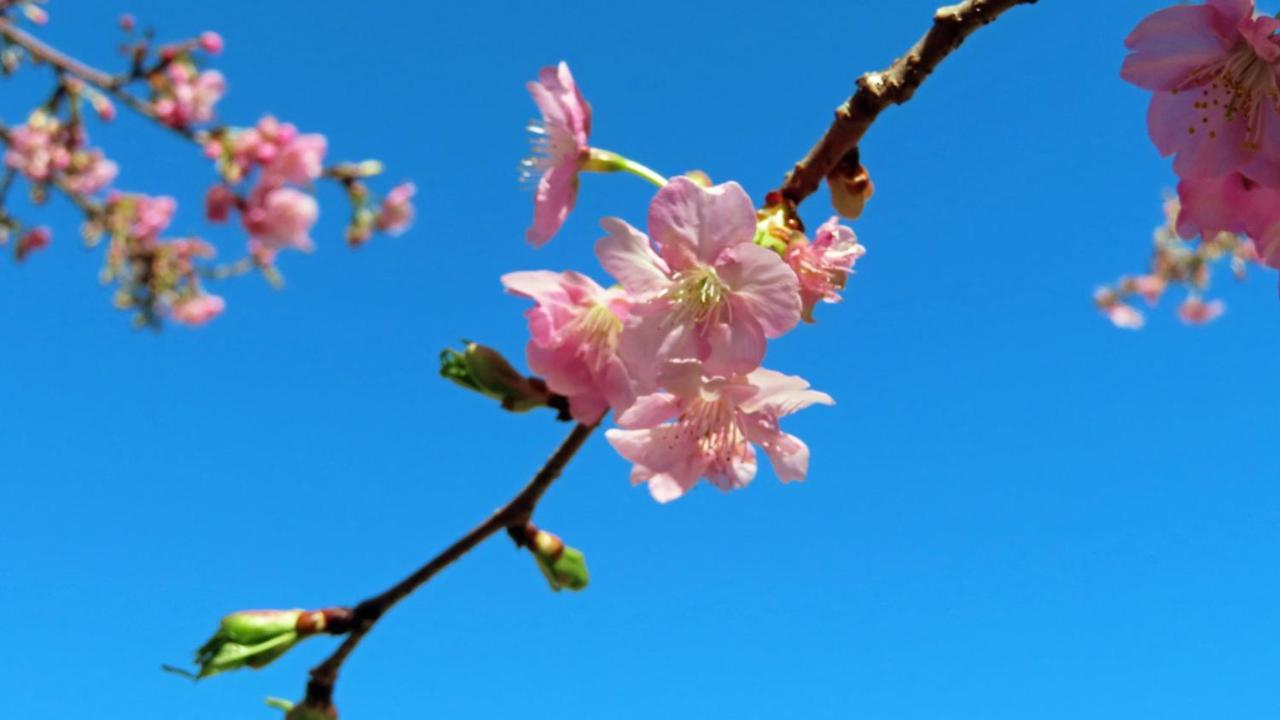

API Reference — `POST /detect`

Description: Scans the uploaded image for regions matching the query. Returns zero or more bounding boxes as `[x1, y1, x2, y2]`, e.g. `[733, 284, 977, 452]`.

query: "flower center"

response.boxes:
[683, 395, 749, 470]
[518, 121, 578, 186]
[573, 301, 623, 347]
[666, 265, 731, 326]
[1178, 45, 1280, 149]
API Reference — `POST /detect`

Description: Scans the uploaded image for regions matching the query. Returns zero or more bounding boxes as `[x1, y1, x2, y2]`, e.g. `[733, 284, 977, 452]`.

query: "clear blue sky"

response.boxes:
[3, 1, 1280, 718]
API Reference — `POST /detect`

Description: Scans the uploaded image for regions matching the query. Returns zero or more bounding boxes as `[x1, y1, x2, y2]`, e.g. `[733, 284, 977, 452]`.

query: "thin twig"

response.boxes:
[0, 17, 199, 142]
[775, 0, 1038, 206]
[303, 421, 598, 710]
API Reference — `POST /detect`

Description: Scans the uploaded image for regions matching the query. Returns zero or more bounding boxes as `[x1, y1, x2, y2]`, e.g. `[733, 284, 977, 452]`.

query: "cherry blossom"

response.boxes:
[786, 217, 866, 322]
[1177, 295, 1225, 324]
[605, 363, 833, 503]
[1176, 172, 1280, 266]
[242, 186, 318, 260]
[171, 293, 226, 326]
[597, 177, 801, 390]
[153, 64, 226, 129]
[375, 182, 416, 236]
[1122, 0, 1280, 183]
[502, 270, 634, 424]
[15, 226, 50, 261]
[522, 62, 591, 246]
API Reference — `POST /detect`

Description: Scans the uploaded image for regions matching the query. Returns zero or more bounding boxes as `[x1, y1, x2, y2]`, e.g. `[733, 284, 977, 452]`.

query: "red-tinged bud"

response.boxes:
[119, 13, 136, 31]
[16, 226, 50, 261]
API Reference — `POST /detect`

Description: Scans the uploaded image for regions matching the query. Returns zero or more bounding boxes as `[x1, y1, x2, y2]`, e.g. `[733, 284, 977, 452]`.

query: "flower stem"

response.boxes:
[583, 148, 667, 188]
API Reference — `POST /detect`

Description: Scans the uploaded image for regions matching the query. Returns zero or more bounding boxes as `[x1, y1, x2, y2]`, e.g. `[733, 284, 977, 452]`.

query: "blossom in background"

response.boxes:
[1176, 172, 1280, 267]
[375, 182, 416, 235]
[1177, 295, 1225, 324]
[786, 217, 866, 322]
[597, 177, 801, 390]
[15, 226, 50, 261]
[1122, 0, 1280, 183]
[153, 64, 226, 129]
[204, 184, 236, 222]
[262, 132, 327, 186]
[242, 186, 318, 261]
[502, 270, 634, 424]
[3, 113, 69, 182]
[605, 363, 833, 503]
[171, 293, 226, 326]
[63, 149, 117, 195]
[523, 62, 591, 246]
[198, 31, 224, 55]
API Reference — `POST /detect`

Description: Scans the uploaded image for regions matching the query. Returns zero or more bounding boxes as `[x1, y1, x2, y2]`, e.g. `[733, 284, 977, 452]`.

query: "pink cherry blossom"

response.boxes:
[264, 133, 327, 185]
[1177, 295, 1226, 324]
[786, 217, 866, 322]
[597, 177, 801, 390]
[1096, 292, 1146, 330]
[205, 184, 236, 222]
[242, 186, 318, 259]
[523, 62, 591, 247]
[502, 270, 635, 424]
[605, 363, 833, 503]
[171, 293, 226, 326]
[375, 182, 416, 236]
[1132, 274, 1167, 306]
[153, 65, 225, 128]
[4, 117, 69, 181]
[1176, 172, 1280, 266]
[1122, 0, 1280, 183]
[64, 150, 117, 195]
[128, 194, 176, 240]
[199, 31, 224, 55]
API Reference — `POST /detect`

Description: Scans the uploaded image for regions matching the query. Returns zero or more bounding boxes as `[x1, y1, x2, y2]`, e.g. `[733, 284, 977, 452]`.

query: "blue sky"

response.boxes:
[3, 1, 1280, 718]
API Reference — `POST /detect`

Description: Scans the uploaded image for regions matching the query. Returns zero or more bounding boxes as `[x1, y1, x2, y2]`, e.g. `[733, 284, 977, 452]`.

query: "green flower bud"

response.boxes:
[184, 609, 353, 679]
[439, 342, 552, 413]
[521, 526, 590, 592]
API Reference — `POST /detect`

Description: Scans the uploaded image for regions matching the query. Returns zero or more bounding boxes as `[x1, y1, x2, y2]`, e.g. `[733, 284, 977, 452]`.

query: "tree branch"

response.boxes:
[303, 421, 598, 711]
[0, 17, 200, 142]
[775, 0, 1038, 206]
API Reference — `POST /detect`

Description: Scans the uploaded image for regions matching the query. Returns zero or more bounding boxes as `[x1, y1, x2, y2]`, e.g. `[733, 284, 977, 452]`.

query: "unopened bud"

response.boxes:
[440, 342, 552, 413]
[183, 608, 353, 679]
[683, 170, 712, 188]
[520, 525, 590, 592]
[826, 157, 873, 220]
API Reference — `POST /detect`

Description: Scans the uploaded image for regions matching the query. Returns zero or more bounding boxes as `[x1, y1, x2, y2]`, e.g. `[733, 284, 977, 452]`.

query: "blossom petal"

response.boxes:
[702, 315, 767, 377]
[615, 392, 681, 429]
[596, 217, 671, 296]
[1121, 5, 1233, 90]
[526, 160, 578, 247]
[740, 368, 836, 416]
[647, 177, 757, 269]
[719, 242, 802, 337]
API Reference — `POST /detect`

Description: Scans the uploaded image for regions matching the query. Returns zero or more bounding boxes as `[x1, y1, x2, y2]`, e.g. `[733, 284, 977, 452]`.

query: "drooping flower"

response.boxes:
[1176, 171, 1280, 266]
[1121, 0, 1280, 183]
[502, 270, 634, 424]
[242, 186, 318, 260]
[786, 217, 866, 322]
[171, 293, 226, 326]
[375, 182, 416, 235]
[597, 177, 801, 390]
[522, 62, 591, 246]
[605, 363, 833, 503]
[1177, 295, 1226, 324]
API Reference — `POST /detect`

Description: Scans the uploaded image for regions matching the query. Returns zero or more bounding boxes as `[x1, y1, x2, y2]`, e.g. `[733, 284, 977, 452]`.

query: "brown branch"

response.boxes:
[776, 0, 1038, 206]
[0, 17, 199, 142]
[302, 421, 598, 711]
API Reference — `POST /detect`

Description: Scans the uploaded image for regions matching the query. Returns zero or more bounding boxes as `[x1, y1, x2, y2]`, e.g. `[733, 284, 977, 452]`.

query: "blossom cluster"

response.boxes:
[501, 63, 865, 502]
[0, 4, 415, 326]
[1113, 0, 1280, 325]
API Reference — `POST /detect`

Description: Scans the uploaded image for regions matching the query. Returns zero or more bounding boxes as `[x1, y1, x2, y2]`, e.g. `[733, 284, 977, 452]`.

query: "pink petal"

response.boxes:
[647, 177, 757, 269]
[740, 368, 835, 416]
[619, 302, 700, 392]
[596, 217, 671, 296]
[718, 242, 802, 337]
[702, 315, 767, 378]
[526, 160, 579, 247]
[1148, 88, 1249, 178]
[615, 392, 681, 429]
[761, 432, 810, 484]
[1121, 5, 1233, 90]
[705, 444, 758, 493]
